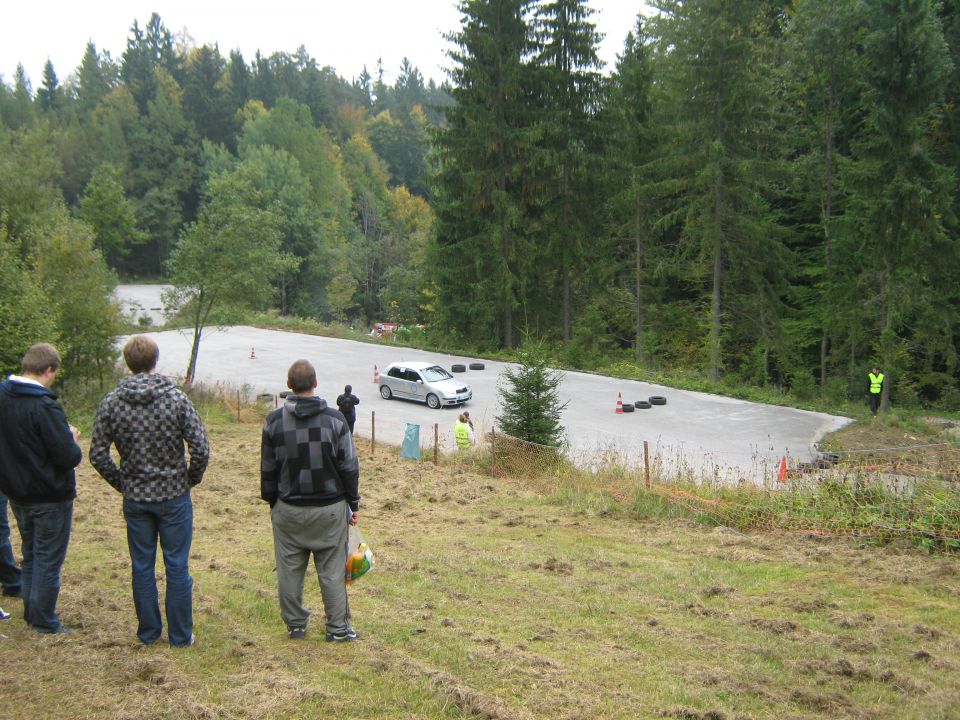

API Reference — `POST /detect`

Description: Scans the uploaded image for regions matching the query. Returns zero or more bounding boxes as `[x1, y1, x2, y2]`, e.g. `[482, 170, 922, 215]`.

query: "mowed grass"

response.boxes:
[0, 419, 958, 720]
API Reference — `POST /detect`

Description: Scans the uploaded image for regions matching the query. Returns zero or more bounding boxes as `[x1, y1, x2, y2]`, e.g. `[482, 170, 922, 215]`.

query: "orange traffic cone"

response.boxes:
[373, 364, 379, 383]
[777, 455, 788, 482]
[249, 347, 256, 359]
[616, 392, 623, 414]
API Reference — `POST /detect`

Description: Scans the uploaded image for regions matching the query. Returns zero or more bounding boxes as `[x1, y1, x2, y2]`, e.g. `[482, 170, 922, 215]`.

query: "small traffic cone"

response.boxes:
[777, 455, 788, 482]
[249, 347, 256, 359]
[616, 392, 623, 414]
[373, 364, 379, 383]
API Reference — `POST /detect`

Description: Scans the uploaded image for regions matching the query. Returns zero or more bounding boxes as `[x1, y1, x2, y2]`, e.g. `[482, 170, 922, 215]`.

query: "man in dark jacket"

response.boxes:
[335, 384, 360, 434]
[0, 343, 83, 633]
[261, 359, 360, 642]
[89, 335, 209, 647]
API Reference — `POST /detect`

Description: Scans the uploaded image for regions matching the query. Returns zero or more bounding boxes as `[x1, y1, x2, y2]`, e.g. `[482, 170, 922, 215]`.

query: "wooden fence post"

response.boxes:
[644, 440, 651, 489]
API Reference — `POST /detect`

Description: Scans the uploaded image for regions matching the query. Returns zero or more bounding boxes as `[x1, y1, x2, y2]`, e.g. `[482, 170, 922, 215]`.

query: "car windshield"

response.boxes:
[421, 365, 452, 382]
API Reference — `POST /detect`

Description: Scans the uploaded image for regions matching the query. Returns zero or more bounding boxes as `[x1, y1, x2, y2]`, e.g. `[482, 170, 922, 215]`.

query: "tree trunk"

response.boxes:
[561, 159, 571, 344]
[186, 326, 202, 384]
[709, 179, 723, 383]
[634, 183, 644, 365]
[820, 98, 836, 390]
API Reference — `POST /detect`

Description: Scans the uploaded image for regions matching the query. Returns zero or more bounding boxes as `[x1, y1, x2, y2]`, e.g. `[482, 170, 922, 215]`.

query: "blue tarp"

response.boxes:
[401, 423, 421, 461]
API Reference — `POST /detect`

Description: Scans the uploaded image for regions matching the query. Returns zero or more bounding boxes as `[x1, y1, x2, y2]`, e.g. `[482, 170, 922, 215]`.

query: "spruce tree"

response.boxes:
[495, 348, 567, 447]
[431, 0, 538, 348]
[646, 0, 790, 383]
[531, 0, 604, 345]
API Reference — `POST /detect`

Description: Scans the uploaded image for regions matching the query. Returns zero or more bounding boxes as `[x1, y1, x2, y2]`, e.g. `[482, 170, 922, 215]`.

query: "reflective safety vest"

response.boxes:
[454, 420, 472, 448]
[869, 372, 884, 394]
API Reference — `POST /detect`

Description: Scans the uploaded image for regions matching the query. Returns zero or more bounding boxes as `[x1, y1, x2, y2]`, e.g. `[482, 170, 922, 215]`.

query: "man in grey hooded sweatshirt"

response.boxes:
[89, 335, 209, 647]
[261, 358, 360, 642]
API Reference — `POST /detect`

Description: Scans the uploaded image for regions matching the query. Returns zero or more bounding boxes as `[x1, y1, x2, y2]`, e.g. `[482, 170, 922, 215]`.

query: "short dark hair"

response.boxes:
[288, 360, 316, 394]
[344, 384, 352, 393]
[21, 343, 61, 375]
[123, 335, 159, 374]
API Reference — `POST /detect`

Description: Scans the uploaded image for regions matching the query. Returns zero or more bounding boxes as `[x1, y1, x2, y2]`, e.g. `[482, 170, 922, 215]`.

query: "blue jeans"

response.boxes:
[0, 493, 22, 595]
[10, 499, 73, 632]
[123, 492, 194, 646]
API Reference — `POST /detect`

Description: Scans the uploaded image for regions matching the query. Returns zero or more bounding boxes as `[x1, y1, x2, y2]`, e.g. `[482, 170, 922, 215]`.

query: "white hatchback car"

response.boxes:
[378, 362, 472, 409]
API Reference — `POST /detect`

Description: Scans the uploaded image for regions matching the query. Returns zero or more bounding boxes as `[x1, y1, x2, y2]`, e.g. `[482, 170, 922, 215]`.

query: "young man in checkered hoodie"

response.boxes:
[260, 358, 361, 642]
[89, 335, 209, 647]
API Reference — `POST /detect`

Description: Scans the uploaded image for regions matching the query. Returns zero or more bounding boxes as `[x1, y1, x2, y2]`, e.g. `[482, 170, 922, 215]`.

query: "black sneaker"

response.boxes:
[288, 626, 307, 640]
[325, 628, 358, 642]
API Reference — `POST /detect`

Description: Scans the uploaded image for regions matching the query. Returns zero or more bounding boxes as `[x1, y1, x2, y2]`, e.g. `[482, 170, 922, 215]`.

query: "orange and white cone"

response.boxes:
[777, 455, 788, 482]
[616, 392, 623, 414]
[373, 364, 379, 383]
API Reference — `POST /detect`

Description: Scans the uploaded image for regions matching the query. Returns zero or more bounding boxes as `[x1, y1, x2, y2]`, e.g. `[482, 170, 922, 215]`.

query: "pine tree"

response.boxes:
[836, 0, 956, 411]
[36, 60, 62, 113]
[495, 348, 567, 446]
[532, 0, 603, 344]
[431, 0, 538, 348]
[604, 16, 655, 364]
[646, 0, 790, 383]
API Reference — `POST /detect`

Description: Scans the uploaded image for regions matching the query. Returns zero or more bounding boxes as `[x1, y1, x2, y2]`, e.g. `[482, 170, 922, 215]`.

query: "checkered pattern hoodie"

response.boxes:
[89, 374, 209, 502]
[260, 395, 360, 510]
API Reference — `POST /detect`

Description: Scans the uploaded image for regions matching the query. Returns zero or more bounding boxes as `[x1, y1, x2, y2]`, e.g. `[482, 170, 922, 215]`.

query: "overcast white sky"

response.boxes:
[2, 1, 651, 90]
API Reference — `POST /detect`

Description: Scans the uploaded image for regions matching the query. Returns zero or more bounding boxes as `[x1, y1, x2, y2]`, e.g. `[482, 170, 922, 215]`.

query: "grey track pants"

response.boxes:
[270, 499, 351, 633]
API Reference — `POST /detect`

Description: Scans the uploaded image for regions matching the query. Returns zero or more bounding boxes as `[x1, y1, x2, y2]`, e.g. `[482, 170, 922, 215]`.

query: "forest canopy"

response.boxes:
[1, 0, 959, 410]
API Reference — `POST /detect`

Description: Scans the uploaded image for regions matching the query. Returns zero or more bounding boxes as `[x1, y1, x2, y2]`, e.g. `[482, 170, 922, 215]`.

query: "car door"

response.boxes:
[386, 366, 408, 398]
[404, 369, 423, 401]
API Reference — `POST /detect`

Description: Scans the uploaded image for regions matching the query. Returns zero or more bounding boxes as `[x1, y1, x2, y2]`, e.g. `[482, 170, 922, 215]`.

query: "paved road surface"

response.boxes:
[113, 284, 168, 326]
[131, 323, 850, 483]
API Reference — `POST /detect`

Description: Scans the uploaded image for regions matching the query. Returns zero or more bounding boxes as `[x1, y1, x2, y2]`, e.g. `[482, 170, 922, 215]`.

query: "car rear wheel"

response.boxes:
[380, 385, 392, 400]
[426, 393, 441, 409]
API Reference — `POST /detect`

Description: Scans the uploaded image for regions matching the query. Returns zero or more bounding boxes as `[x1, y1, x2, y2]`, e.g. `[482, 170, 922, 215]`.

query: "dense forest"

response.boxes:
[2, 0, 959, 410]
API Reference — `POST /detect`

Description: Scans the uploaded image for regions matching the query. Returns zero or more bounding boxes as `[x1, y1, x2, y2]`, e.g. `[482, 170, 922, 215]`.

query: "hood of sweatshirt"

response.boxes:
[116, 373, 176, 404]
[284, 394, 327, 418]
[0, 376, 57, 399]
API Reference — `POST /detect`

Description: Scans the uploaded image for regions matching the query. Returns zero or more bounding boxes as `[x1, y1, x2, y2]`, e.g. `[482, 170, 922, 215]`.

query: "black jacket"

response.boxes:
[0, 377, 82, 504]
[336, 392, 360, 423]
[260, 395, 360, 510]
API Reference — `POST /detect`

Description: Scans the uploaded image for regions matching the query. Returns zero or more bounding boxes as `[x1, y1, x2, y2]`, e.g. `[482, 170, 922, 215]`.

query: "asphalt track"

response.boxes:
[128, 317, 851, 484]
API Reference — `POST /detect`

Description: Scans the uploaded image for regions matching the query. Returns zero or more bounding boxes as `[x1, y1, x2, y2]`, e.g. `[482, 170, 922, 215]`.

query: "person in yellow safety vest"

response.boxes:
[868, 366, 884, 416]
[454, 413, 474, 449]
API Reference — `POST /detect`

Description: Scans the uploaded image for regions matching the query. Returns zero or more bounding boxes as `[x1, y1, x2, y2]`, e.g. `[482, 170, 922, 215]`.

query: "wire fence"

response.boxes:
[484, 431, 960, 550]
[202, 383, 959, 549]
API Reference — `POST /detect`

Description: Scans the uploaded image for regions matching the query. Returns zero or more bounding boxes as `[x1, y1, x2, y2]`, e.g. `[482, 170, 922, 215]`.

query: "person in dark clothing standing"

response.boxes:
[0, 343, 83, 634]
[261, 359, 361, 642]
[89, 335, 209, 647]
[0, 491, 22, 599]
[336, 384, 360, 434]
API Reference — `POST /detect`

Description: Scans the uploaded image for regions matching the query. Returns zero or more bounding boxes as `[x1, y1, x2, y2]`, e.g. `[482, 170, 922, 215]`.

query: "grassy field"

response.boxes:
[1, 416, 958, 720]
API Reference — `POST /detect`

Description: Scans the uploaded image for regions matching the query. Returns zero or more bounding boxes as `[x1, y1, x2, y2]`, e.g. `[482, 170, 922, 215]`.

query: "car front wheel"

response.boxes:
[380, 385, 392, 400]
[426, 393, 441, 409]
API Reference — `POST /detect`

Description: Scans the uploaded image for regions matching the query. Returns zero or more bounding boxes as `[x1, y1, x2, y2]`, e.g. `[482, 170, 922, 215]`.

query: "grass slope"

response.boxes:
[0, 420, 957, 719]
